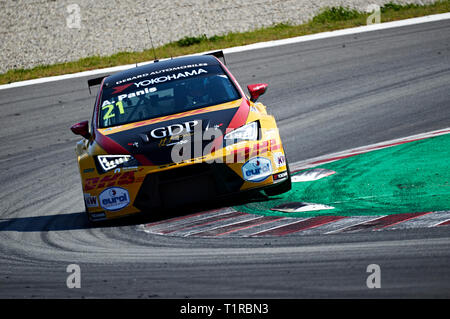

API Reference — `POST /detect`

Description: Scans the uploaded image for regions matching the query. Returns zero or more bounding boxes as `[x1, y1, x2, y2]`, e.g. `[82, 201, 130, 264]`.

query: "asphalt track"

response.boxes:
[0, 19, 450, 299]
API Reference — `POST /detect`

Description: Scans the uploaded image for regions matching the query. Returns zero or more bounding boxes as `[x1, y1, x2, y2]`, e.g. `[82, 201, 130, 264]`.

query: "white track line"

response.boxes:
[247, 218, 309, 237]
[218, 217, 297, 237]
[1, 12, 449, 91]
[297, 216, 376, 235]
[180, 215, 263, 237]
[290, 127, 450, 172]
[139, 207, 236, 232]
[429, 217, 450, 228]
[176, 214, 262, 237]
[325, 216, 387, 234]
[385, 211, 450, 230]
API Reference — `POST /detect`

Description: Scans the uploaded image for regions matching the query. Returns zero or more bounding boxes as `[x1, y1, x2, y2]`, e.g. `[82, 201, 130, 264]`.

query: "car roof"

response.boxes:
[103, 55, 221, 87]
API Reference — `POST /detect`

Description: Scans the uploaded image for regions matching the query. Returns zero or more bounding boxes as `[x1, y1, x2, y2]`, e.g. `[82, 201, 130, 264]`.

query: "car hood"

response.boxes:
[95, 98, 249, 166]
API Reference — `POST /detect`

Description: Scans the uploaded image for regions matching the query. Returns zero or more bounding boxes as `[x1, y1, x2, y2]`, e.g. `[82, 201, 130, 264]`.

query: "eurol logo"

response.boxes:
[99, 187, 130, 211]
[242, 157, 273, 182]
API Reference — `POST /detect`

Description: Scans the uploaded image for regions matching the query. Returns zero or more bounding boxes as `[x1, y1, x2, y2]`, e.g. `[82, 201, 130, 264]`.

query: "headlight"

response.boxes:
[96, 155, 138, 172]
[224, 121, 258, 142]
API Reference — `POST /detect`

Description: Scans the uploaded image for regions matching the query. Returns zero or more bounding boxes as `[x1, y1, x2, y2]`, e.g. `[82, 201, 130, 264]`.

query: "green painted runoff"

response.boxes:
[235, 133, 450, 217]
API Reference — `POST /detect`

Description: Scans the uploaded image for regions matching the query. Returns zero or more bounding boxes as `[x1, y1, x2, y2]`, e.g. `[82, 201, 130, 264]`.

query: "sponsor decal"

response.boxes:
[273, 152, 286, 168]
[154, 120, 223, 148]
[159, 136, 190, 148]
[132, 68, 207, 87]
[148, 120, 199, 139]
[122, 166, 139, 172]
[242, 157, 273, 182]
[98, 155, 134, 172]
[226, 139, 278, 163]
[115, 63, 208, 85]
[84, 194, 98, 208]
[116, 73, 150, 85]
[111, 83, 134, 94]
[99, 187, 130, 211]
[273, 171, 288, 181]
[128, 141, 139, 148]
[104, 68, 208, 106]
[84, 171, 137, 191]
[90, 212, 106, 220]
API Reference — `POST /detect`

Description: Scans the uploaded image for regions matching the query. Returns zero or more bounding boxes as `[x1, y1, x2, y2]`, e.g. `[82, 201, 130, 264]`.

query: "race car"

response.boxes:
[71, 51, 291, 221]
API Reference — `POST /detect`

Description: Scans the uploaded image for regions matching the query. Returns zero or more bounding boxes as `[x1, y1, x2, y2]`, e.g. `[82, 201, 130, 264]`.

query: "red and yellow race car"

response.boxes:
[71, 52, 291, 221]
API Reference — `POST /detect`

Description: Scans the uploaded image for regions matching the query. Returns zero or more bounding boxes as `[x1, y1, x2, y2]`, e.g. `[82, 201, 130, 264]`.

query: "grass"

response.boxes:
[1, 1, 449, 85]
[312, 6, 361, 23]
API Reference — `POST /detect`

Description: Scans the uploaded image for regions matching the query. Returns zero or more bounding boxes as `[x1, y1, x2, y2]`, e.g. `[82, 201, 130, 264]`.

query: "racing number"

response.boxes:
[102, 101, 125, 120]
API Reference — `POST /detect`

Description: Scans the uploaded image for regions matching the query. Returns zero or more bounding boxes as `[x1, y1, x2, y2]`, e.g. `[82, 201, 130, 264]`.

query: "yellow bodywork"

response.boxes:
[75, 100, 287, 220]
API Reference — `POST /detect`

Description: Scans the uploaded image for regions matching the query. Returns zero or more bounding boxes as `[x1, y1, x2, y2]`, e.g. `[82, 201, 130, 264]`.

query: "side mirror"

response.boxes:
[247, 83, 268, 102]
[70, 120, 91, 139]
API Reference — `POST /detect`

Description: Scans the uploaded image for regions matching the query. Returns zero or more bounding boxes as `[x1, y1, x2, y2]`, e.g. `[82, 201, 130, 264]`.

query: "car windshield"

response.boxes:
[98, 64, 241, 128]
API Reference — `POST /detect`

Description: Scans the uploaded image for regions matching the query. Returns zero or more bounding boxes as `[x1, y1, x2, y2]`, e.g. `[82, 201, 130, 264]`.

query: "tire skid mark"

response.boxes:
[332, 212, 431, 233]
